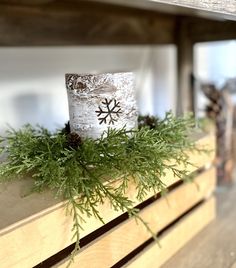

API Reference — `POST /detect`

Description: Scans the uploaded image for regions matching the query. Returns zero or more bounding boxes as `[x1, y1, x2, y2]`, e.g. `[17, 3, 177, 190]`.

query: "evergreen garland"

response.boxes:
[0, 112, 201, 264]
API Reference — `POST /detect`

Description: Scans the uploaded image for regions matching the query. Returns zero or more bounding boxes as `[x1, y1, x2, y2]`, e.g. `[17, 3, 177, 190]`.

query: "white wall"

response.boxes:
[0, 46, 177, 133]
[194, 40, 236, 117]
[195, 40, 236, 87]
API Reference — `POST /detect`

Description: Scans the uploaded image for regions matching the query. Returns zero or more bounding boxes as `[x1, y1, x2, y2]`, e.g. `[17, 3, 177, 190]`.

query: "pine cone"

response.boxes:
[67, 132, 82, 149]
[138, 115, 158, 129]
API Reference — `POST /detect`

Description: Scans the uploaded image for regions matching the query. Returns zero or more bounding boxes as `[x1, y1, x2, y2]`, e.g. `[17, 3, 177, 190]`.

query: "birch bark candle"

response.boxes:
[65, 72, 138, 139]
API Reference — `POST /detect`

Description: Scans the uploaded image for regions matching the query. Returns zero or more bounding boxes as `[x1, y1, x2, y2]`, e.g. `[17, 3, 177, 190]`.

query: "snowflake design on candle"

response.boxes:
[95, 98, 122, 125]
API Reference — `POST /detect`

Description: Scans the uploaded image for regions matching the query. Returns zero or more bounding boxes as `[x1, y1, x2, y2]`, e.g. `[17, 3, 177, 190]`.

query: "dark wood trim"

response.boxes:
[176, 18, 194, 115]
[0, 2, 177, 46]
[93, 0, 236, 21]
[187, 19, 236, 43]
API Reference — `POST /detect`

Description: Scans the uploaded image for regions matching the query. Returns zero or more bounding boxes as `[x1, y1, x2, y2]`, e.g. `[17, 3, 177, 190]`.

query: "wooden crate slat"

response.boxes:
[0, 133, 215, 231]
[55, 167, 216, 268]
[0, 134, 215, 268]
[125, 196, 216, 268]
[186, 133, 215, 172]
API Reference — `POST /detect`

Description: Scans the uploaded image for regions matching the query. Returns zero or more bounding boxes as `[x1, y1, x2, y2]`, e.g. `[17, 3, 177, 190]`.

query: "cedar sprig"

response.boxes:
[0, 112, 200, 263]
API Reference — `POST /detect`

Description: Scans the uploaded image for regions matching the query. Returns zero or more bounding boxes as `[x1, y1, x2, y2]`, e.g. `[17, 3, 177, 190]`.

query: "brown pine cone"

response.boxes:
[67, 132, 82, 149]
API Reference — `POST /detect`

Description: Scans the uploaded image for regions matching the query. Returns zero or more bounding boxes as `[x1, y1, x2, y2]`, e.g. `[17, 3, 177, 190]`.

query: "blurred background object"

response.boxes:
[194, 41, 236, 183]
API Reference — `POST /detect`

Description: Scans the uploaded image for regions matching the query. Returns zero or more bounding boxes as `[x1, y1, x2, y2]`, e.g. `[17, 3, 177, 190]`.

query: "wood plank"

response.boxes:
[1, 0, 236, 19]
[55, 167, 216, 268]
[185, 18, 236, 43]
[182, 133, 215, 173]
[162, 180, 236, 268]
[0, 133, 215, 230]
[0, 2, 176, 46]
[126, 196, 216, 268]
[96, 0, 236, 20]
[176, 19, 194, 115]
[1, 1, 236, 46]
[154, 0, 236, 16]
[0, 0, 54, 4]
[0, 134, 215, 268]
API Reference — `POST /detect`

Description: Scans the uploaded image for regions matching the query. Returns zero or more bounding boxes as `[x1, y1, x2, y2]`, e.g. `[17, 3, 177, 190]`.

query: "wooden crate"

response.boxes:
[0, 133, 216, 268]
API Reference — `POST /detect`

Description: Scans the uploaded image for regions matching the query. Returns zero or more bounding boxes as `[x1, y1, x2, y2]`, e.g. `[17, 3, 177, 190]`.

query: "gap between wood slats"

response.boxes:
[125, 197, 216, 268]
[34, 179, 183, 267]
[0, 133, 215, 268]
[35, 167, 216, 268]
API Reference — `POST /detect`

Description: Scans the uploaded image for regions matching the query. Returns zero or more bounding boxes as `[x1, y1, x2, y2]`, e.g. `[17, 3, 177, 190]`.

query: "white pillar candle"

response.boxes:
[65, 72, 138, 139]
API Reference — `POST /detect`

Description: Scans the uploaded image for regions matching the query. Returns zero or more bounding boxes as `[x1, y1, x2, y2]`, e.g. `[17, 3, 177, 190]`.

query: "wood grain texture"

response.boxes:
[96, 0, 236, 20]
[0, 2, 176, 46]
[0, 133, 215, 230]
[184, 17, 236, 43]
[126, 196, 216, 268]
[1, 1, 236, 46]
[158, 0, 236, 15]
[162, 181, 236, 268]
[1, 0, 236, 17]
[176, 19, 193, 115]
[0, 134, 215, 268]
[0, 0, 54, 4]
[55, 167, 216, 268]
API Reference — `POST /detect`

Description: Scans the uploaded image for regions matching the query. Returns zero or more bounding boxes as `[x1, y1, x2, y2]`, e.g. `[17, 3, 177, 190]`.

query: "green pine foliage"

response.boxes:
[0, 112, 199, 263]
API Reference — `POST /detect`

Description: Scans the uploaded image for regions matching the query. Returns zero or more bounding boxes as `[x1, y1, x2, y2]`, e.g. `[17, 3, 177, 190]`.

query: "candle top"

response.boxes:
[65, 72, 134, 94]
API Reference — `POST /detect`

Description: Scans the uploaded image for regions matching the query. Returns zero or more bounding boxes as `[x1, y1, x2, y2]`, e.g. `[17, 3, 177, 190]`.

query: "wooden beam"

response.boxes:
[187, 19, 236, 43]
[0, 2, 176, 46]
[0, 1, 235, 46]
[155, 0, 236, 16]
[94, 0, 236, 21]
[176, 18, 194, 115]
[0, 0, 55, 4]
[1, 0, 236, 21]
